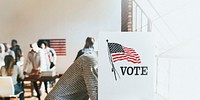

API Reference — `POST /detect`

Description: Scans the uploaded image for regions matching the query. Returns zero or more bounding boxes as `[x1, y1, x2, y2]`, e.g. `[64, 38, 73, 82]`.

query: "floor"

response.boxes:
[20, 92, 166, 100]
[24, 91, 48, 100]
[9, 78, 166, 100]
[23, 80, 56, 100]
[10, 91, 48, 100]
[11, 79, 57, 100]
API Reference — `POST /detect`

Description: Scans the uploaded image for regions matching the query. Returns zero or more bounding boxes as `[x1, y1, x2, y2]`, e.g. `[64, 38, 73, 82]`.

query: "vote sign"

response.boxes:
[99, 32, 154, 100]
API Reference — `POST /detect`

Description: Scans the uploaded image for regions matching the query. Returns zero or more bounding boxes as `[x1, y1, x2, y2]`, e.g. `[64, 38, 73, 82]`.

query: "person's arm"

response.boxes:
[23, 52, 31, 73]
[32, 52, 41, 70]
[82, 55, 98, 100]
[17, 47, 23, 57]
[50, 48, 57, 65]
[17, 65, 24, 79]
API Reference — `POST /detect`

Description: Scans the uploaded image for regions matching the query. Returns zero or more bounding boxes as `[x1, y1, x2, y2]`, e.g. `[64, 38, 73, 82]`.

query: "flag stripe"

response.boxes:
[50, 39, 66, 56]
[112, 55, 141, 62]
[112, 56, 140, 61]
[112, 54, 140, 59]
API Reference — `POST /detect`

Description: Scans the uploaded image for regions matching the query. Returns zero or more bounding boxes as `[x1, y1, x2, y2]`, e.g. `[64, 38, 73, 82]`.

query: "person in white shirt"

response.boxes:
[0, 43, 5, 67]
[38, 41, 51, 95]
[39, 41, 50, 72]
[3, 43, 15, 60]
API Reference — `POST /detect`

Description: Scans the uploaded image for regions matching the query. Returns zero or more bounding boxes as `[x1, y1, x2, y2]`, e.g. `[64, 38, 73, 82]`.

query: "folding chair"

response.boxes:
[0, 77, 23, 100]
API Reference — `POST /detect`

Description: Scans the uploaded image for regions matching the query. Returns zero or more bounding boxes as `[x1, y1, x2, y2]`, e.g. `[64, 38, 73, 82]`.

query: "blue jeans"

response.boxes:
[14, 83, 24, 100]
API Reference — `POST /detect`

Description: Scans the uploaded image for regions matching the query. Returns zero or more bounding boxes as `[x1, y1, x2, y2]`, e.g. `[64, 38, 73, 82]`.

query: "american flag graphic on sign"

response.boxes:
[108, 43, 141, 64]
[38, 39, 66, 56]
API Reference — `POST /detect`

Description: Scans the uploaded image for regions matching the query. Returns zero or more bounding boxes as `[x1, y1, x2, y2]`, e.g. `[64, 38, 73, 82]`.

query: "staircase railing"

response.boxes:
[122, 0, 152, 32]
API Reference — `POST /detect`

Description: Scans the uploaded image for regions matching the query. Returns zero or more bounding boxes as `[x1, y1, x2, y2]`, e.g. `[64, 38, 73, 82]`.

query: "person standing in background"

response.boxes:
[44, 41, 56, 69]
[23, 43, 41, 74]
[38, 41, 51, 94]
[38, 41, 50, 71]
[3, 43, 15, 60]
[23, 43, 41, 100]
[75, 37, 95, 61]
[10, 39, 23, 65]
[42, 41, 57, 87]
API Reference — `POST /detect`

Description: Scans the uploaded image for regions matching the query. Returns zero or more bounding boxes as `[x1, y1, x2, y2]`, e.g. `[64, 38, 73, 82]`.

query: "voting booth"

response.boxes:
[98, 32, 155, 100]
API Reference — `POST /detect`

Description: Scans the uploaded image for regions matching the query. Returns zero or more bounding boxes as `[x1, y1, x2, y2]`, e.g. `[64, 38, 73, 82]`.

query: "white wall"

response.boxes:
[156, 57, 200, 100]
[0, 0, 121, 74]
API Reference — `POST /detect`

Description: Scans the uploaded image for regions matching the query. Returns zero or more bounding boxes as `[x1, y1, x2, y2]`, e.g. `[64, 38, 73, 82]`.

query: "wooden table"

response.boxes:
[22, 75, 57, 97]
[23, 75, 57, 81]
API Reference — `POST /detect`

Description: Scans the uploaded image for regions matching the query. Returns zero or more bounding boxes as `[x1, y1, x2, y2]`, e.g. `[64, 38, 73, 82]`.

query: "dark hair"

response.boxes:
[84, 37, 95, 48]
[40, 41, 49, 47]
[43, 41, 48, 46]
[11, 39, 17, 44]
[11, 39, 18, 47]
[4, 55, 14, 76]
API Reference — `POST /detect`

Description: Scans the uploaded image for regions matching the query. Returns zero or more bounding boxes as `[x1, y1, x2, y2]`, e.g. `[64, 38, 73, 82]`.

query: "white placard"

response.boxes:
[98, 32, 154, 100]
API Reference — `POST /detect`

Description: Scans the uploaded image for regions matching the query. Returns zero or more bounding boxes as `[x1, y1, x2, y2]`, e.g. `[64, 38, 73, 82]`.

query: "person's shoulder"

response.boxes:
[16, 45, 21, 48]
[78, 49, 83, 53]
[77, 51, 98, 66]
[77, 49, 84, 55]
[81, 51, 98, 60]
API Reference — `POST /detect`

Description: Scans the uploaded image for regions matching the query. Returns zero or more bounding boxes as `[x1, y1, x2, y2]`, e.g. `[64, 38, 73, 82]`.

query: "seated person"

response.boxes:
[0, 55, 24, 100]
[45, 50, 98, 100]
